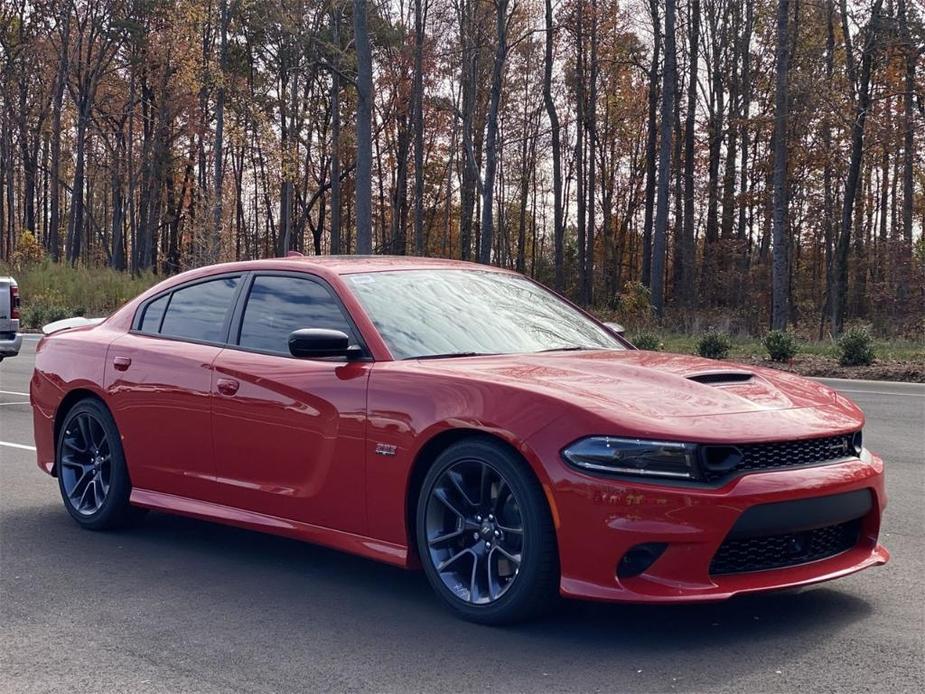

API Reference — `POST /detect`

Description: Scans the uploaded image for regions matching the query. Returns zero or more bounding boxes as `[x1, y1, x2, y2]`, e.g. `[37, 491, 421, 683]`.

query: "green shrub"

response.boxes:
[20, 305, 46, 330]
[763, 329, 798, 362]
[632, 333, 663, 351]
[697, 331, 732, 359]
[617, 281, 653, 328]
[0, 260, 158, 317]
[837, 326, 875, 366]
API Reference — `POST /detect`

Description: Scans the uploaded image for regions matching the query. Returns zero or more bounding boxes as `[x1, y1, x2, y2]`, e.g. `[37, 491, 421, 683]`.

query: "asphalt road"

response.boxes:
[2, 337, 923, 693]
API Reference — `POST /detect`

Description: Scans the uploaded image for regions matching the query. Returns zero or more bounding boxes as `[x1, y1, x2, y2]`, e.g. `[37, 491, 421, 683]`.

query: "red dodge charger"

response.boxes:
[30, 256, 889, 623]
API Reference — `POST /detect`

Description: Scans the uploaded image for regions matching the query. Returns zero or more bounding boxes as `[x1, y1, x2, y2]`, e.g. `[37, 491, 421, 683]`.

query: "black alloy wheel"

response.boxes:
[417, 438, 558, 624]
[57, 398, 140, 530]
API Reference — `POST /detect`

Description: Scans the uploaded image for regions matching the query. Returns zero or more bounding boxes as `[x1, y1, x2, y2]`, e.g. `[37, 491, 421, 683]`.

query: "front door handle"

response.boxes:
[216, 378, 240, 396]
[112, 356, 131, 371]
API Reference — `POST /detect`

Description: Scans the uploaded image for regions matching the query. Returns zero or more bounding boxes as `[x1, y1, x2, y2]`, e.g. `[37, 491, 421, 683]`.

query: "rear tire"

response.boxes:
[416, 437, 559, 624]
[56, 398, 141, 530]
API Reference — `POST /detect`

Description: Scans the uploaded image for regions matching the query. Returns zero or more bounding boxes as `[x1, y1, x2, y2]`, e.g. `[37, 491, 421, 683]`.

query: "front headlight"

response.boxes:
[561, 437, 698, 479]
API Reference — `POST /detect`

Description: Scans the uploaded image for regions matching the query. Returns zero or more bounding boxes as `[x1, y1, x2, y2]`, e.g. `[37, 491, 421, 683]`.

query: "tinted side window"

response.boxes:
[159, 276, 241, 343]
[238, 276, 357, 355]
[139, 294, 169, 333]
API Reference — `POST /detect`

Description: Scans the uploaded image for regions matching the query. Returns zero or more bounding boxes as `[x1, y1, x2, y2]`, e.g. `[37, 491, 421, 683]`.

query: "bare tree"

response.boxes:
[543, 0, 564, 290]
[641, 0, 660, 287]
[65, 0, 125, 264]
[770, 0, 792, 329]
[832, 0, 883, 334]
[651, 0, 677, 315]
[353, 0, 373, 254]
[479, 0, 514, 265]
[677, 0, 699, 306]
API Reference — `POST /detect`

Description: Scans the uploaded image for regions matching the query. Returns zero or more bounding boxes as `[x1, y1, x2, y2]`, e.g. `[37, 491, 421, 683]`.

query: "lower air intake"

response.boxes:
[709, 520, 861, 575]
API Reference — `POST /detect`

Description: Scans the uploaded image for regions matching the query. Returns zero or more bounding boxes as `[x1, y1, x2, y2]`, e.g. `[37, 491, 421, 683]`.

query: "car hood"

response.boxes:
[410, 350, 847, 421]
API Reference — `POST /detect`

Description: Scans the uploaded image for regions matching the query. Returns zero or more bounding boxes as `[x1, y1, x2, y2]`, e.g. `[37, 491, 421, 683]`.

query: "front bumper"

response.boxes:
[0, 331, 22, 358]
[546, 453, 888, 603]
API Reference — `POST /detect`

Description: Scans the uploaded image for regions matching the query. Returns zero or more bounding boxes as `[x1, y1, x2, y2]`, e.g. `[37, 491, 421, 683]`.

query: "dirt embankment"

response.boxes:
[737, 354, 925, 383]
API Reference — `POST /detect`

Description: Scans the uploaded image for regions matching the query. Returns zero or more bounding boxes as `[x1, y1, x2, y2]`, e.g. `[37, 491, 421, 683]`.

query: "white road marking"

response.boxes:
[0, 441, 36, 451]
[0, 390, 29, 396]
[0, 401, 29, 406]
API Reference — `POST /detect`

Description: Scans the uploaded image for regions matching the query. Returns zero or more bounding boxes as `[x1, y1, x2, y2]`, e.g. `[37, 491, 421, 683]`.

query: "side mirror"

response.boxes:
[603, 321, 626, 337]
[288, 328, 362, 359]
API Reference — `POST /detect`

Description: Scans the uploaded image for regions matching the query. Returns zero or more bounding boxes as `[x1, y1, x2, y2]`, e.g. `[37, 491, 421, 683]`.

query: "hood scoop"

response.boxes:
[686, 371, 754, 386]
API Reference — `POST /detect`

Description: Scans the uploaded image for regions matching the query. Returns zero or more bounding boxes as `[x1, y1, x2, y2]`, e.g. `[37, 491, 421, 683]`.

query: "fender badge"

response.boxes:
[375, 443, 397, 457]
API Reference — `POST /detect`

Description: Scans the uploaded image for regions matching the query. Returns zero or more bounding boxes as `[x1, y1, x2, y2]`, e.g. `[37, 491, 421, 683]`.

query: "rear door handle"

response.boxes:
[112, 356, 131, 371]
[216, 378, 239, 396]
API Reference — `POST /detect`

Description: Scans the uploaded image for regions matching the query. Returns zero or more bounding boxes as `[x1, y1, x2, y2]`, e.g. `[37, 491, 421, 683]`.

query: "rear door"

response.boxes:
[210, 272, 370, 533]
[105, 274, 244, 501]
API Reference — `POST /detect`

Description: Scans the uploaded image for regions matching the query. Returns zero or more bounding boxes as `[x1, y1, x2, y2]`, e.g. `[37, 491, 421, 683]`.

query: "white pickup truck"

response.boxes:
[0, 275, 22, 361]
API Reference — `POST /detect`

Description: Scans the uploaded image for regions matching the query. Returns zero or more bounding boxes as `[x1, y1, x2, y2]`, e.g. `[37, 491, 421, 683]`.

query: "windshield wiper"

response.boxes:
[537, 346, 597, 353]
[411, 351, 496, 360]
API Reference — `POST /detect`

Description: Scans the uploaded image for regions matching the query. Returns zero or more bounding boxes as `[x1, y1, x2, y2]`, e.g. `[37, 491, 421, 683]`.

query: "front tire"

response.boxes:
[56, 398, 139, 530]
[416, 438, 559, 624]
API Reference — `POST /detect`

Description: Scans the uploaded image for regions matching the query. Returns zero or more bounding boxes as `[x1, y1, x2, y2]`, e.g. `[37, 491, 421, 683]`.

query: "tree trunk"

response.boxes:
[585, 0, 599, 305]
[479, 0, 510, 265]
[353, 0, 373, 254]
[651, 0, 676, 315]
[543, 0, 564, 290]
[330, 8, 343, 254]
[678, 0, 699, 307]
[832, 0, 882, 334]
[770, 0, 792, 329]
[412, 0, 426, 255]
[898, 0, 914, 246]
[641, 0, 661, 287]
[210, 0, 230, 263]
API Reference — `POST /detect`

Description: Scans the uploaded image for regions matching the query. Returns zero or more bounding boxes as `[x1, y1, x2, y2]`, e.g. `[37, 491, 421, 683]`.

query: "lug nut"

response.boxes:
[473, 532, 479, 540]
[494, 530, 501, 537]
[475, 515, 482, 522]
[485, 542, 492, 549]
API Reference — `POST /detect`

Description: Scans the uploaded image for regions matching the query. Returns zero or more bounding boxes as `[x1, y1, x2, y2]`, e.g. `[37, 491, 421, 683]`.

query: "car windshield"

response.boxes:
[345, 269, 625, 359]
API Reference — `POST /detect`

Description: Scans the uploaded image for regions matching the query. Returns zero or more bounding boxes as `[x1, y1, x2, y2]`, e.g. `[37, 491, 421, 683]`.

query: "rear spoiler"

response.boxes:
[42, 316, 106, 335]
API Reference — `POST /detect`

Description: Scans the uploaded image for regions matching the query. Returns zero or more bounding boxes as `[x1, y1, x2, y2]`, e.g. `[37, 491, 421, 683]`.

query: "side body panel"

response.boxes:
[104, 332, 222, 501]
[30, 326, 120, 474]
[211, 349, 370, 533]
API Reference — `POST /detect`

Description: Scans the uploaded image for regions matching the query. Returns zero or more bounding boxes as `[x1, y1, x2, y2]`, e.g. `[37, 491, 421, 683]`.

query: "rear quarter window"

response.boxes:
[156, 276, 241, 343]
[139, 294, 168, 333]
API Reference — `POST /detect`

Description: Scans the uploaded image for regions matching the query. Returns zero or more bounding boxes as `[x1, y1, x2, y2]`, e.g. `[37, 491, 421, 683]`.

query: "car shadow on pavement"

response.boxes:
[5, 503, 876, 685]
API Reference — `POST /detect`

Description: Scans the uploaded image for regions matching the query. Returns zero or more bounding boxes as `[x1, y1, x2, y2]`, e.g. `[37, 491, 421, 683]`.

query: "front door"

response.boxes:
[210, 273, 370, 534]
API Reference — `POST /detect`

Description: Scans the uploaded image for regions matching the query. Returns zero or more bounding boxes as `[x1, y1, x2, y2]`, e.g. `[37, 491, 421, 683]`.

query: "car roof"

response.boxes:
[262, 255, 515, 275]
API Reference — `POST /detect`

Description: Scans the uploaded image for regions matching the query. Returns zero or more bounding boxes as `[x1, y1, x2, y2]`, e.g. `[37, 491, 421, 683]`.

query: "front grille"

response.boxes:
[701, 434, 856, 483]
[709, 519, 861, 575]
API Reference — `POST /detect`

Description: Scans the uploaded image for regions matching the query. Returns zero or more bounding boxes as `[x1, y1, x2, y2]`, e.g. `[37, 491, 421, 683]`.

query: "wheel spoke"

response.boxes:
[479, 464, 493, 509]
[428, 527, 464, 547]
[469, 550, 480, 603]
[444, 470, 477, 509]
[497, 524, 522, 536]
[88, 418, 105, 450]
[60, 456, 87, 471]
[494, 544, 522, 566]
[63, 435, 87, 454]
[491, 479, 509, 515]
[437, 548, 472, 572]
[433, 488, 466, 521]
[75, 477, 94, 511]
[77, 416, 93, 452]
[486, 548, 498, 601]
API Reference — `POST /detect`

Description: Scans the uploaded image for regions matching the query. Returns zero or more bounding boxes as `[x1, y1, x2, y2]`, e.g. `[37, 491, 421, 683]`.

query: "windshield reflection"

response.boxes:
[346, 270, 624, 359]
